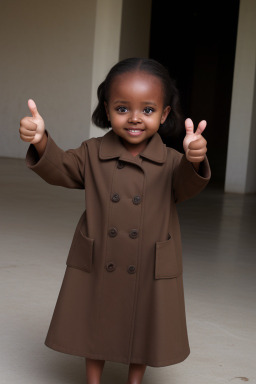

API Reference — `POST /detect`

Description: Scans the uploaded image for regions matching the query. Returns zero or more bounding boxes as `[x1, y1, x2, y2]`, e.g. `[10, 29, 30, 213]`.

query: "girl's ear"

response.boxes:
[161, 106, 171, 124]
[104, 101, 110, 121]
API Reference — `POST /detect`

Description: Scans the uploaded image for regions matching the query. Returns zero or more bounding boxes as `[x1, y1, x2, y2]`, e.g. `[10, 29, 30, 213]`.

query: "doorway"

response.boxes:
[149, 0, 240, 187]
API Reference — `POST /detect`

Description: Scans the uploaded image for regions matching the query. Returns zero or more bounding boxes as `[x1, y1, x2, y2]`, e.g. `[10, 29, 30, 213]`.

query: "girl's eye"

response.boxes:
[116, 106, 128, 113]
[144, 107, 154, 115]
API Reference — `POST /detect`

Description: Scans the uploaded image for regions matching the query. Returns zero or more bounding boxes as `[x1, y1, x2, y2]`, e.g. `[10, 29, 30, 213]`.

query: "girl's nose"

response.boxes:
[128, 111, 142, 123]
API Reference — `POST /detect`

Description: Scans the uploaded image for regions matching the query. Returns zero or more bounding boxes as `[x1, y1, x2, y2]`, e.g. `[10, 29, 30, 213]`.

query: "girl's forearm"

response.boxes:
[34, 131, 48, 158]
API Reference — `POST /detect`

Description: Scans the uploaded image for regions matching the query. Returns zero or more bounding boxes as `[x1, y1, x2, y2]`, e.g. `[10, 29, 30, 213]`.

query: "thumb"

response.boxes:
[28, 99, 41, 118]
[185, 118, 194, 136]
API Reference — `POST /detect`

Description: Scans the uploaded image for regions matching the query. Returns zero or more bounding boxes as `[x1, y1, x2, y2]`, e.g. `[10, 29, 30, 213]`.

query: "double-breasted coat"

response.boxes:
[26, 128, 211, 367]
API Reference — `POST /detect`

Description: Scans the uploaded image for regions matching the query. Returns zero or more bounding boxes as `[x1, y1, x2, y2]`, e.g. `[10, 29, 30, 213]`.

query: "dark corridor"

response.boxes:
[149, 0, 240, 187]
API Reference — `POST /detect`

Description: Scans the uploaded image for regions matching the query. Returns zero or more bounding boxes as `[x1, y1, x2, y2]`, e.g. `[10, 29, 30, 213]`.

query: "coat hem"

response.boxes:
[45, 340, 190, 367]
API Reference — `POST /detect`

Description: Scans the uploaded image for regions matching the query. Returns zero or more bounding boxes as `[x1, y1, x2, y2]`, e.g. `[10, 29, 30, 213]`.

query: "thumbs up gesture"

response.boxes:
[183, 118, 207, 163]
[19, 99, 45, 144]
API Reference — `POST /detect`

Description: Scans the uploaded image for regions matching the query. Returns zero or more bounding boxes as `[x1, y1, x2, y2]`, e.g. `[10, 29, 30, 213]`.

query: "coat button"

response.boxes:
[105, 262, 116, 272]
[117, 160, 125, 169]
[129, 229, 138, 239]
[111, 193, 120, 203]
[132, 195, 141, 205]
[108, 227, 118, 237]
[128, 265, 136, 274]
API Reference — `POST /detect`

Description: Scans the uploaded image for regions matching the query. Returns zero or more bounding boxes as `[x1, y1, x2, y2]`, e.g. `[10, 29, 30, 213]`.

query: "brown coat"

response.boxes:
[26, 129, 211, 367]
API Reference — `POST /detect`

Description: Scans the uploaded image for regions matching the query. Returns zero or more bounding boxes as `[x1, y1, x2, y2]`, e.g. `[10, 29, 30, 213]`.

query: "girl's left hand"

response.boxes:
[183, 118, 207, 164]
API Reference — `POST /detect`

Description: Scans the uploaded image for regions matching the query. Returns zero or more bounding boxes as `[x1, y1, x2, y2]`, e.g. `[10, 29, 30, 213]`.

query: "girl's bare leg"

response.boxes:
[85, 358, 105, 384]
[126, 363, 147, 384]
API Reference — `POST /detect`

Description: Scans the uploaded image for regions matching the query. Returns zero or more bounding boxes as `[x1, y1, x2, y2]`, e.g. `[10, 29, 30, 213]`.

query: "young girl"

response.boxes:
[19, 58, 210, 384]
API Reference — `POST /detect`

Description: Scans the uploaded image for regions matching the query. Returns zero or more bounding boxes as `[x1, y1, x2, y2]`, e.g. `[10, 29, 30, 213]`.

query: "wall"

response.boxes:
[245, 63, 256, 192]
[225, 0, 256, 193]
[0, 0, 96, 157]
[89, 0, 123, 139]
[119, 0, 152, 61]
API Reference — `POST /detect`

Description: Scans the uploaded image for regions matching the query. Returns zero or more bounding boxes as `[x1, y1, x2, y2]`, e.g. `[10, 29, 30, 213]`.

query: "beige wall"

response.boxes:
[0, 0, 96, 157]
[89, 0, 123, 139]
[225, 0, 256, 193]
[0, 0, 153, 157]
[245, 61, 256, 192]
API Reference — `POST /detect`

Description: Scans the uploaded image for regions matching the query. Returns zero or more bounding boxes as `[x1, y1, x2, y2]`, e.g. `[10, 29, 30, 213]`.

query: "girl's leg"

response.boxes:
[85, 357, 105, 384]
[126, 363, 147, 384]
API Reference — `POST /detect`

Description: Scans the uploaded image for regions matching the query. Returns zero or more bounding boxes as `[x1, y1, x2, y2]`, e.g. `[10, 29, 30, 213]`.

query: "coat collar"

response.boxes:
[99, 129, 167, 164]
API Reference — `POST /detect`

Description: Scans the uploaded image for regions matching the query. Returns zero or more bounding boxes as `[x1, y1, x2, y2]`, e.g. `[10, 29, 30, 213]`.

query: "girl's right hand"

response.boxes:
[19, 99, 45, 144]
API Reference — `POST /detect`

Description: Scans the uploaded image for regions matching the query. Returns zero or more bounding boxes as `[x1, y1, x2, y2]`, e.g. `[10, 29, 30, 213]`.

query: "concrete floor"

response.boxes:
[0, 157, 255, 384]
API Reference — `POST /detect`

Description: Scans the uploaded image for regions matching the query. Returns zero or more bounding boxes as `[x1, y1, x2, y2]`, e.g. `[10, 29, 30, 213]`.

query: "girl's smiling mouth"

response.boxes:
[125, 128, 145, 136]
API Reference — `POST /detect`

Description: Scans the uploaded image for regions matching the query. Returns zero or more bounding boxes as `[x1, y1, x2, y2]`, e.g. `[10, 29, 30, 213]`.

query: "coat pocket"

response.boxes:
[155, 235, 182, 279]
[66, 229, 94, 272]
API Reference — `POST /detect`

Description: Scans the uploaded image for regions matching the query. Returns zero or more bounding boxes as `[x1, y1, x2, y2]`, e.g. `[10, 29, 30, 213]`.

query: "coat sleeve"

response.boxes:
[172, 150, 211, 203]
[25, 130, 86, 189]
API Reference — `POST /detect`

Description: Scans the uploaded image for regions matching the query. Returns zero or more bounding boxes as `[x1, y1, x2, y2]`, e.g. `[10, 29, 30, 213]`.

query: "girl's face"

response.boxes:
[105, 71, 170, 155]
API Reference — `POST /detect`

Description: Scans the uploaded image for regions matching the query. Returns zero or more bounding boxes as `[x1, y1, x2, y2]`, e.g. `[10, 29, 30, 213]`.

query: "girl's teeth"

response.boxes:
[129, 130, 140, 132]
